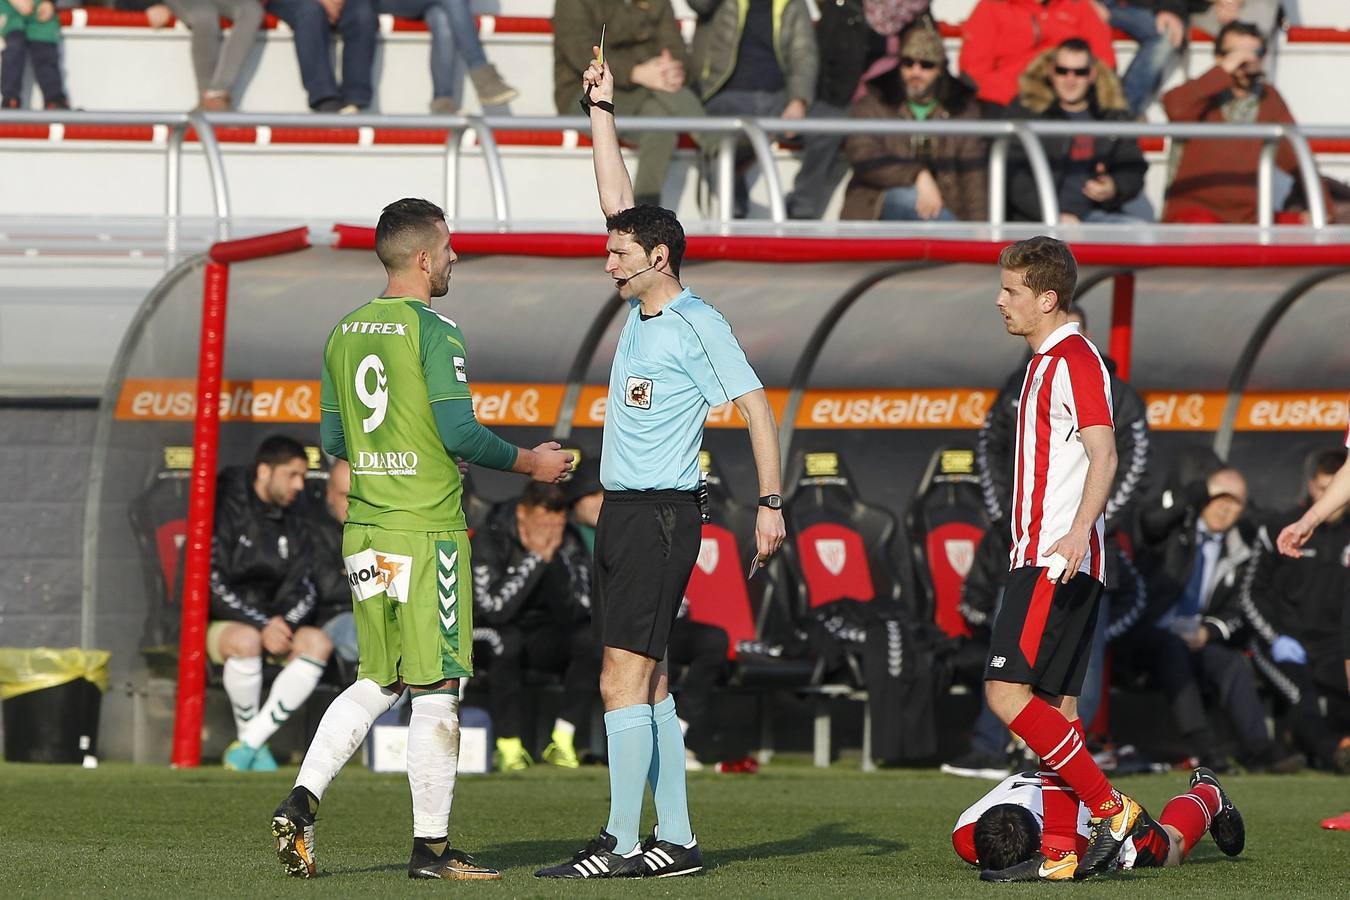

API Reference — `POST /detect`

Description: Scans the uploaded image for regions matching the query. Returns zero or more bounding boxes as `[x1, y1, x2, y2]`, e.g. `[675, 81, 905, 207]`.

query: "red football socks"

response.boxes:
[1160, 784, 1220, 856]
[1039, 771, 1082, 857]
[1011, 697, 1118, 817]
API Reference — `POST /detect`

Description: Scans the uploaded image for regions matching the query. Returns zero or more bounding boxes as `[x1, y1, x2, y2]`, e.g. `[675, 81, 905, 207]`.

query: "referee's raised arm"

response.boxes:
[581, 46, 634, 216]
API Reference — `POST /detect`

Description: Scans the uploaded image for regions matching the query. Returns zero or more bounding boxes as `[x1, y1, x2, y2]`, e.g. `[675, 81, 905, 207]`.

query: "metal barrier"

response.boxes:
[0, 110, 1335, 235]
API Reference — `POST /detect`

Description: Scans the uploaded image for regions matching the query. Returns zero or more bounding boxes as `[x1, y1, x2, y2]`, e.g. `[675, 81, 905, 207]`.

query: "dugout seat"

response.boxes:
[905, 445, 990, 640]
[129, 446, 194, 676]
[781, 450, 903, 623]
[779, 449, 907, 770]
[683, 450, 815, 687]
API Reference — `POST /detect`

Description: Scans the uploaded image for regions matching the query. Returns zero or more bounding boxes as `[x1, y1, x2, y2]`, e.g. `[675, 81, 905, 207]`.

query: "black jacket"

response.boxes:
[812, 0, 893, 109]
[208, 466, 317, 628]
[1136, 479, 1256, 644]
[471, 502, 593, 630]
[1244, 510, 1350, 686]
[976, 356, 1151, 537]
[1004, 51, 1147, 220]
[306, 509, 350, 625]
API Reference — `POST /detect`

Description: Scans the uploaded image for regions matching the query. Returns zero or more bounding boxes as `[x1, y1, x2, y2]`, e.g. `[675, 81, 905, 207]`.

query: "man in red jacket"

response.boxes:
[959, 0, 1115, 110]
[1162, 20, 1331, 224]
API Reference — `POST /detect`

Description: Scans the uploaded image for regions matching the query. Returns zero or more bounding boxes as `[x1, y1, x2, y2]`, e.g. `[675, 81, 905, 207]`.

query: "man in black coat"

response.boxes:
[471, 481, 599, 772]
[1121, 466, 1302, 771]
[1006, 38, 1149, 223]
[1243, 448, 1350, 772]
[209, 435, 330, 772]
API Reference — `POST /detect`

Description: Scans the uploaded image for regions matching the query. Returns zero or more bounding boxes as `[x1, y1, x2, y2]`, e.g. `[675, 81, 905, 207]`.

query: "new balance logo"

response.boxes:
[990, 655, 1007, 669]
[341, 321, 408, 335]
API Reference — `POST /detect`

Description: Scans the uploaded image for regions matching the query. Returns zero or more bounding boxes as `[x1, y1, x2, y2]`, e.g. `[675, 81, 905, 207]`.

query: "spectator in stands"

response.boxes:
[310, 459, 358, 668]
[1097, 1, 1196, 117]
[472, 481, 599, 772]
[267, 0, 377, 112]
[553, 0, 708, 207]
[1162, 20, 1333, 223]
[1123, 466, 1303, 771]
[1244, 448, 1350, 773]
[126, 0, 263, 111]
[841, 23, 988, 221]
[1006, 38, 1150, 223]
[380, 0, 517, 114]
[690, 0, 818, 218]
[782, 0, 902, 219]
[210, 435, 331, 772]
[1192, 0, 1281, 41]
[958, 0, 1115, 111]
[0, 0, 69, 109]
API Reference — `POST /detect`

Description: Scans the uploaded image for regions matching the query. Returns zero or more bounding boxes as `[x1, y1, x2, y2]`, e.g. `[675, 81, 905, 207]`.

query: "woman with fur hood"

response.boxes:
[1005, 39, 1149, 223]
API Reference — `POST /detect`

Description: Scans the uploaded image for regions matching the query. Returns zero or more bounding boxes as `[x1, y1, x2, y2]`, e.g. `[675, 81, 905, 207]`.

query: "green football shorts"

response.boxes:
[341, 524, 473, 687]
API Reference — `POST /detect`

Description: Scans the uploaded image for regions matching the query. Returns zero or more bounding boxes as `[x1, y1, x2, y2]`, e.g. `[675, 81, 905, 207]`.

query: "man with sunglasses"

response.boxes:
[1162, 20, 1333, 224]
[960, 0, 1115, 111]
[1006, 38, 1148, 223]
[841, 24, 988, 222]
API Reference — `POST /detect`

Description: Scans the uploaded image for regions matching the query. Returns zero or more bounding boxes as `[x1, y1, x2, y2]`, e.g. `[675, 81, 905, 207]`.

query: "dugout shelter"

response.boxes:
[82, 226, 1350, 764]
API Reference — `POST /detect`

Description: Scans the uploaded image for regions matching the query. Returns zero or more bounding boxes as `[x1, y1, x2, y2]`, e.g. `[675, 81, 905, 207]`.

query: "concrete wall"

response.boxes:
[0, 405, 97, 755]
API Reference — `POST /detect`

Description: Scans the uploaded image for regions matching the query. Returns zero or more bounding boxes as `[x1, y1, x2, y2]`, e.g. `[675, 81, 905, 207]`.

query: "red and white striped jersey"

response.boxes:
[1009, 323, 1114, 583]
[951, 771, 1142, 870]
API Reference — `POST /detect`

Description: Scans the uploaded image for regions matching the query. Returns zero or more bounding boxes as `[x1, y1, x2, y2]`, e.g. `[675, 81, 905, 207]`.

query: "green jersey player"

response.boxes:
[270, 198, 573, 881]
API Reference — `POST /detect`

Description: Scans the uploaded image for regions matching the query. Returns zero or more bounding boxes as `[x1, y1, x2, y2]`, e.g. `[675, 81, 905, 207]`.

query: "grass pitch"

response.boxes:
[1, 759, 1347, 898]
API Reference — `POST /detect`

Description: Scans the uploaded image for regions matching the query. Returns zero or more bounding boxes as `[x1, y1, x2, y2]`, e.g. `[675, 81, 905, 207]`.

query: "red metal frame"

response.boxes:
[170, 226, 311, 769]
[1109, 273, 1136, 383]
[333, 226, 1350, 268]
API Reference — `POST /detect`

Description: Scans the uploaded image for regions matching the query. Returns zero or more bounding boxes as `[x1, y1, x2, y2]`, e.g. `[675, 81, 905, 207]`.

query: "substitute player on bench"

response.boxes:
[981, 236, 1143, 881]
[534, 46, 786, 879]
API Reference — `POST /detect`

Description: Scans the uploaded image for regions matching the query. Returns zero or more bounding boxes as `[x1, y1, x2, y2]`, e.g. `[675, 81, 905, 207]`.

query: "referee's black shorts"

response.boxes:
[984, 566, 1102, 697]
[592, 489, 701, 660]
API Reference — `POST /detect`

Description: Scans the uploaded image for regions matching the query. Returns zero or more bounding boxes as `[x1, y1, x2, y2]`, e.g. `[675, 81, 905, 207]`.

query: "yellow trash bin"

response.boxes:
[0, 648, 110, 764]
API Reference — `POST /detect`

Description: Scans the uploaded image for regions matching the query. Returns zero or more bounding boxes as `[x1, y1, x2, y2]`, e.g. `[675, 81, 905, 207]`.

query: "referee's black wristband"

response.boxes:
[580, 95, 615, 116]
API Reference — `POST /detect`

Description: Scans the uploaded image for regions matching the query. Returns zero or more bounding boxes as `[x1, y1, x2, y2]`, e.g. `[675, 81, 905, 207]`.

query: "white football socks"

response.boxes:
[408, 692, 460, 839]
[240, 655, 326, 749]
[222, 655, 262, 739]
[295, 678, 400, 801]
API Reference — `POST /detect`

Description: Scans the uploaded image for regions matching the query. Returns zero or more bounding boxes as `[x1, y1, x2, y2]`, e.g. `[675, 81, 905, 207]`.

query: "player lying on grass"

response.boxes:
[952, 767, 1244, 881]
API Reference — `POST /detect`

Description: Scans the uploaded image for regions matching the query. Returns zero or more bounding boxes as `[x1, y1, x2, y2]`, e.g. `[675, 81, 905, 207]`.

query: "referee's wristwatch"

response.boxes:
[758, 494, 783, 510]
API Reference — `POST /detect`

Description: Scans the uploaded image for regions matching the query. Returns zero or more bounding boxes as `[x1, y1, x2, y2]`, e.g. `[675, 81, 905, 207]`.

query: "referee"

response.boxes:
[535, 45, 786, 880]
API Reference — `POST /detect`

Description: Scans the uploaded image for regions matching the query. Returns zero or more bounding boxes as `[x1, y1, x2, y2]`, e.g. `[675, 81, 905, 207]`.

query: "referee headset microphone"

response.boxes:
[614, 253, 679, 288]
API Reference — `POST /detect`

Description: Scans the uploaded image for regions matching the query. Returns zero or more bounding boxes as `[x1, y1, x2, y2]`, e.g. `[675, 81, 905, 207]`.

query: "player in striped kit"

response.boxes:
[953, 766, 1245, 877]
[980, 236, 1141, 881]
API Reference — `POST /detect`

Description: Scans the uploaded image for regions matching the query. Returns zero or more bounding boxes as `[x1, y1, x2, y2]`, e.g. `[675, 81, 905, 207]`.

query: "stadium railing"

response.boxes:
[0, 110, 1338, 239]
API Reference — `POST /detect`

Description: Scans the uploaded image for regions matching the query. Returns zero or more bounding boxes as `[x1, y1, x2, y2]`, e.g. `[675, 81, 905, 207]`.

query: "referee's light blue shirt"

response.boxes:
[601, 288, 762, 492]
